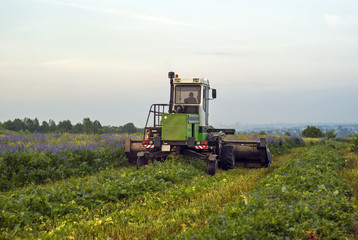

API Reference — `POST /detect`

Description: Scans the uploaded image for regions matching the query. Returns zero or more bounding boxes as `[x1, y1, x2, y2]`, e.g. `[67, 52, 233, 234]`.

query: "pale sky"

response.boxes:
[1, 0, 358, 127]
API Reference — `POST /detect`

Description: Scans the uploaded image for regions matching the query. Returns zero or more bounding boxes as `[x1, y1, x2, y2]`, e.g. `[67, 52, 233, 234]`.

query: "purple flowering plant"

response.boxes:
[0, 133, 137, 191]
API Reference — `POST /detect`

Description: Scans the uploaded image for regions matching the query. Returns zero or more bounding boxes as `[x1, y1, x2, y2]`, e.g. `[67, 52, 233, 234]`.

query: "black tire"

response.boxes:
[126, 152, 138, 165]
[136, 156, 147, 169]
[219, 145, 235, 170]
[207, 160, 218, 175]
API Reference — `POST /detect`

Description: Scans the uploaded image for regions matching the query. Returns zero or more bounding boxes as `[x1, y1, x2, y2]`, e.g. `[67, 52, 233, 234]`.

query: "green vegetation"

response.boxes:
[0, 128, 14, 135]
[284, 131, 291, 136]
[266, 136, 304, 157]
[351, 134, 358, 153]
[338, 146, 358, 237]
[101, 148, 304, 239]
[0, 148, 127, 191]
[0, 134, 127, 191]
[302, 125, 324, 138]
[0, 117, 141, 134]
[0, 133, 357, 239]
[259, 131, 267, 135]
[0, 159, 204, 239]
[0, 145, 304, 239]
[301, 126, 338, 139]
[326, 130, 337, 139]
[180, 143, 357, 239]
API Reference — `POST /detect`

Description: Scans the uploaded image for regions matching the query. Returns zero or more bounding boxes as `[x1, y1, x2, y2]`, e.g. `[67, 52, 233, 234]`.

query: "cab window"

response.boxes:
[175, 85, 201, 104]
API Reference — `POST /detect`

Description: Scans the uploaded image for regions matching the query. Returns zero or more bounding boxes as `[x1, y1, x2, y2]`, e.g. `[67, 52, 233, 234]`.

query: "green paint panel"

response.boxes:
[162, 114, 188, 141]
[198, 132, 208, 141]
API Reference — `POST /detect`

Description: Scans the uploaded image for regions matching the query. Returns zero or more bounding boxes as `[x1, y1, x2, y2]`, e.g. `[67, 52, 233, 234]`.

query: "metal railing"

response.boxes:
[144, 104, 169, 129]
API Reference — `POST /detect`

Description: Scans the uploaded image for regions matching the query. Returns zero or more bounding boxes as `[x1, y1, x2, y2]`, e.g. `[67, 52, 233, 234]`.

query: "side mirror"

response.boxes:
[212, 89, 217, 99]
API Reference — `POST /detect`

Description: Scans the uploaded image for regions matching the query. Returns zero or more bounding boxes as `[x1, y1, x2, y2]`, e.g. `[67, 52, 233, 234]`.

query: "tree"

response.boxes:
[259, 131, 267, 135]
[40, 121, 50, 133]
[16, 118, 40, 133]
[302, 126, 324, 138]
[325, 130, 337, 139]
[24, 118, 35, 132]
[83, 118, 93, 134]
[122, 122, 137, 133]
[29, 118, 40, 132]
[102, 125, 121, 134]
[92, 120, 102, 134]
[48, 119, 57, 132]
[2, 120, 14, 131]
[58, 120, 73, 133]
[13, 119, 26, 132]
[73, 123, 83, 134]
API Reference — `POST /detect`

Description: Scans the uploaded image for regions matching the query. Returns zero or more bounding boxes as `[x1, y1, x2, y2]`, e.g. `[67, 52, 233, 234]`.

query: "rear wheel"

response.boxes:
[219, 145, 235, 170]
[207, 159, 218, 175]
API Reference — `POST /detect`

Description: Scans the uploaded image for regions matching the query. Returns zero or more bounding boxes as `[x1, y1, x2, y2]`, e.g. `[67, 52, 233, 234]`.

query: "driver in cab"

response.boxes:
[184, 92, 197, 104]
[183, 92, 197, 114]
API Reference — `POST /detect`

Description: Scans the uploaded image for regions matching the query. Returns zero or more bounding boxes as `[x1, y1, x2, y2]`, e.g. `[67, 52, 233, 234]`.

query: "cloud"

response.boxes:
[0, 61, 22, 73]
[38, 0, 198, 27]
[41, 58, 117, 72]
[42, 59, 91, 71]
[324, 14, 341, 27]
[194, 51, 238, 56]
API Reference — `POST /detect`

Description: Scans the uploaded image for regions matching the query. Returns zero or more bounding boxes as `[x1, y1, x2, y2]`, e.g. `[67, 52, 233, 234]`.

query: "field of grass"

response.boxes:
[339, 146, 358, 237]
[180, 142, 357, 239]
[0, 133, 357, 239]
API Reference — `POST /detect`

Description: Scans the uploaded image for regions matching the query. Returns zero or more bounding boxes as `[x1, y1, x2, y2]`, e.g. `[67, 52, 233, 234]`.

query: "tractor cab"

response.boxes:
[173, 84, 200, 114]
[169, 73, 216, 128]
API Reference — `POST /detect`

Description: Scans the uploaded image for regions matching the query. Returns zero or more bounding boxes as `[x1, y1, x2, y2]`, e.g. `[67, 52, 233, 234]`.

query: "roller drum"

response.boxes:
[227, 141, 271, 168]
[125, 138, 143, 164]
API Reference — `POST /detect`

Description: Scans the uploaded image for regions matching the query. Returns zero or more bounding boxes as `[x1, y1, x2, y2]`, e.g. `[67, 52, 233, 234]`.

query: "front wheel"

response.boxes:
[207, 160, 218, 175]
[136, 155, 147, 169]
[219, 145, 235, 170]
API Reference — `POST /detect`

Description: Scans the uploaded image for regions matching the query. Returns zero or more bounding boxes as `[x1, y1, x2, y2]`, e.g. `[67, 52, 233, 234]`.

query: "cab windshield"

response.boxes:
[175, 85, 201, 104]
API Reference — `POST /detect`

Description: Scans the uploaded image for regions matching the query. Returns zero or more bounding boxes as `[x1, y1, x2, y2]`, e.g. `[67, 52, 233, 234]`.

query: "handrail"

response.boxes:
[143, 104, 169, 138]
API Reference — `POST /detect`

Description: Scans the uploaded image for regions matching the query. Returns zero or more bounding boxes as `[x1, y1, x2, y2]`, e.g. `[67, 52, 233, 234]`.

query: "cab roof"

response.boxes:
[174, 77, 209, 86]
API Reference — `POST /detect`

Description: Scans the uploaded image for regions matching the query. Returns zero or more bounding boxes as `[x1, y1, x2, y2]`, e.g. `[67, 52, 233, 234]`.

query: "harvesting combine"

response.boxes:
[125, 72, 271, 175]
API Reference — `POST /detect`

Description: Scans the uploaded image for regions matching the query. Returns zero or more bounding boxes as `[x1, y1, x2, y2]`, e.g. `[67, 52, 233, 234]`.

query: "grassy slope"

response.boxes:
[179, 143, 357, 240]
[0, 147, 304, 239]
[44, 148, 304, 239]
[6, 142, 358, 239]
[0, 159, 205, 239]
[0, 128, 15, 134]
[339, 148, 358, 238]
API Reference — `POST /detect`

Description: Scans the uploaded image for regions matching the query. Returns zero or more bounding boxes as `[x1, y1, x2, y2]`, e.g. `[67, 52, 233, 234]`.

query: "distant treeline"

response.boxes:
[0, 118, 141, 134]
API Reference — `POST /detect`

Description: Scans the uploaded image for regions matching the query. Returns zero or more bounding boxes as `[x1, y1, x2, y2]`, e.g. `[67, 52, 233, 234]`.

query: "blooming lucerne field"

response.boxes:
[0, 133, 356, 239]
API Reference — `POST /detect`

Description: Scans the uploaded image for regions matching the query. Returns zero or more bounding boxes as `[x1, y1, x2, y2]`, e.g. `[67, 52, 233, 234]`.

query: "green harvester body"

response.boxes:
[125, 71, 271, 175]
[162, 113, 207, 141]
